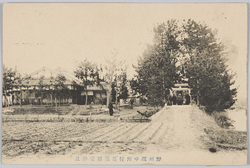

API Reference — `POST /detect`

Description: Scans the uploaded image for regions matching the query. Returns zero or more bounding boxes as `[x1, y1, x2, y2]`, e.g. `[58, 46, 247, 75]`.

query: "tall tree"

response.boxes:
[49, 76, 54, 107]
[182, 19, 237, 112]
[74, 60, 100, 105]
[37, 75, 46, 105]
[2, 65, 21, 107]
[54, 74, 69, 108]
[129, 77, 140, 96]
[117, 71, 129, 101]
[135, 20, 180, 107]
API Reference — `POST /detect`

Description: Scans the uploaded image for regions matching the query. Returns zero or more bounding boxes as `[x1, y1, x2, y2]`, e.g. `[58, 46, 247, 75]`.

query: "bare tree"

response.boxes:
[103, 49, 125, 107]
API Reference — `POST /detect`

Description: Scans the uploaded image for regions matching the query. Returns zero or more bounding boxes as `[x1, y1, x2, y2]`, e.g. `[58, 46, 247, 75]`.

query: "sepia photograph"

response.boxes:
[1, 3, 248, 165]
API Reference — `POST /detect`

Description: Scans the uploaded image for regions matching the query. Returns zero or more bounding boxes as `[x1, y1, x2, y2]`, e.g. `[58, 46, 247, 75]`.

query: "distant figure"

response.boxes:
[129, 98, 134, 107]
[185, 94, 190, 105]
[177, 94, 183, 105]
[108, 102, 113, 116]
[167, 95, 172, 106]
[172, 94, 177, 105]
[90, 101, 95, 109]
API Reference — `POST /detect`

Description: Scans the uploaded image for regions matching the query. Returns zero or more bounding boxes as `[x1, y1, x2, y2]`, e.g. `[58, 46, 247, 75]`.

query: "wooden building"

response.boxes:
[5, 67, 107, 106]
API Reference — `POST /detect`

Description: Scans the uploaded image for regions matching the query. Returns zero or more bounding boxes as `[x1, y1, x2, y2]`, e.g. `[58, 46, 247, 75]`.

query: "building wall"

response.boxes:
[3, 85, 108, 106]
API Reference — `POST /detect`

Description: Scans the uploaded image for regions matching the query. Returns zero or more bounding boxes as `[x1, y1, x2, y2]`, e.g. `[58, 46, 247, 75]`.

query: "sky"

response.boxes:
[3, 3, 247, 103]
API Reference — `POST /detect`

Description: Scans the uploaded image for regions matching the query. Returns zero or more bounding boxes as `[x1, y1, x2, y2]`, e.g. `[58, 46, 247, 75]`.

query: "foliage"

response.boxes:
[74, 59, 101, 105]
[134, 19, 237, 112]
[129, 77, 140, 96]
[2, 65, 20, 94]
[134, 20, 180, 107]
[54, 74, 70, 102]
[181, 19, 237, 112]
[36, 75, 46, 105]
[117, 71, 129, 100]
[2, 65, 22, 106]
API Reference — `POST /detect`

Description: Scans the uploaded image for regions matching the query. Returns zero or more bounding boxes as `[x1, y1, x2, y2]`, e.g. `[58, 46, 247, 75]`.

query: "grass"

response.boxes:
[2, 105, 161, 123]
[4, 105, 73, 115]
[211, 111, 235, 129]
[204, 128, 247, 150]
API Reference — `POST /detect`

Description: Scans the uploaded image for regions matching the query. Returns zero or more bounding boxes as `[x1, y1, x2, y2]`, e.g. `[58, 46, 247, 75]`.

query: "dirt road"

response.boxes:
[70, 105, 213, 151]
[149, 105, 209, 152]
[2, 105, 247, 165]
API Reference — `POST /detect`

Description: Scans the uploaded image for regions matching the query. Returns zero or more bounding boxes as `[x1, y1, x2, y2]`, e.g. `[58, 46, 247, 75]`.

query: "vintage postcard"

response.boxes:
[2, 3, 248, 165]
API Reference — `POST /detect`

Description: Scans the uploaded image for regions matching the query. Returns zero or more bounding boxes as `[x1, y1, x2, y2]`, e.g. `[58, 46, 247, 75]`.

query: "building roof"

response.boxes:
[27, 67, 82, 84]
[174, 83, 189, 88]
[21, 78, 73, 86]
[13, 67, 108, 91]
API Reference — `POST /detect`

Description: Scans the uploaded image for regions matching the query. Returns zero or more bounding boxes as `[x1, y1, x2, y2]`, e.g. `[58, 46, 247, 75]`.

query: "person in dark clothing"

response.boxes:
[129, 98, 134, 106]
[168, 95, 173, 106]
[185, 94, 190, 105]
[177, 94, 183, 105]
[172, 94, 177, 105]
[108, 102, 113, 116]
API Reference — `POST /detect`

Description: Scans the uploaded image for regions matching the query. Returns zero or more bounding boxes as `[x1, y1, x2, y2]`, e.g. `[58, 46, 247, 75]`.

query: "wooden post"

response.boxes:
[51, 92, 53, 107]
[20, 89, 22, 107]
[55, 97, 58, 112]
[85, 88, 88, 105]
[115, 87, 118, 109]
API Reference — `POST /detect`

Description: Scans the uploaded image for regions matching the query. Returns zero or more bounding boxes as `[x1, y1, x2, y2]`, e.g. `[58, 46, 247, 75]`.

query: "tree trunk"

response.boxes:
[197, 92, 200, 107]
[20, 90, 22, 107]
[4, 91, 9, 107]
[115, 88, 118, 109]
[85, 88, 88, 105]
[59, 97, 61, 107]
[106, 87, 112, 107]
[85, 74, 88, 105]
[106, 91, 109, 107]
[51, 92, 53, 107]
[197, 79, 200, 106]
[100, 91, 103, 105]
[55, 97, 58, 112]
[162, 69, 166, 104]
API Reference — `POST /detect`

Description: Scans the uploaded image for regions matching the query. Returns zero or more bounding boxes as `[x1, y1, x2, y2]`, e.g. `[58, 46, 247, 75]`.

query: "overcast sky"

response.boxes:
[3, 3, 247, 103]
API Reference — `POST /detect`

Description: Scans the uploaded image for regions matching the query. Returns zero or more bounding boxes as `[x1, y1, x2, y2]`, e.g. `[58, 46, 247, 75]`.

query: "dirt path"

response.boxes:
[63, 105, 215, 155]
[2, 105, 247, 165]
[143, 105, 211, 152]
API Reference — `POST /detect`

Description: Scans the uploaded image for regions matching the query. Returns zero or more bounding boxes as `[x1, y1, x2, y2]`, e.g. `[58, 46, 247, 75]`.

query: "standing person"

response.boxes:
[108, 102, 113, 116]
[177, 94, 183, 105]
[167, 95, 172, 106]
[185, 94, 190, 105]
[129, 98, 134, 107]
[172, 94, 177, 105]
